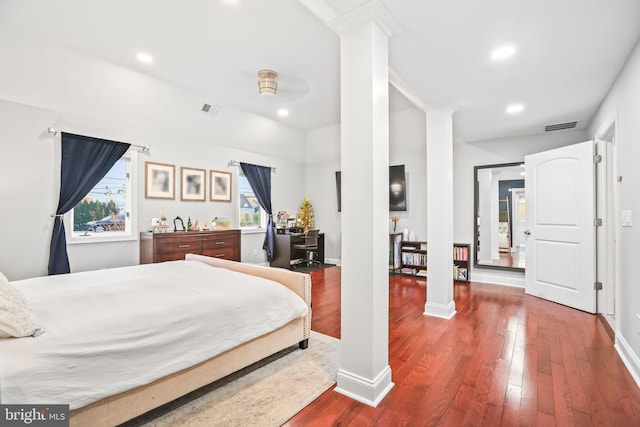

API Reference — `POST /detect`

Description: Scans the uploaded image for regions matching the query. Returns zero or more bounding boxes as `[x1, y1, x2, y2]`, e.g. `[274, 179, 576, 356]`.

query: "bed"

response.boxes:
[0, 254, 312, 427]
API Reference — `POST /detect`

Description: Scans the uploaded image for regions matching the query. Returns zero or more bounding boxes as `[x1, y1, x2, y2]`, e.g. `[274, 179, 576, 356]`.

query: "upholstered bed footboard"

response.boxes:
[186, 254, 312, 342]
[69, 256, 312, 427]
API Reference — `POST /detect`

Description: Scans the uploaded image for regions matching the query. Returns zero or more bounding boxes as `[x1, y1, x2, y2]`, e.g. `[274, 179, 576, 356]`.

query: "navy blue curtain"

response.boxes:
[48, 133, 131, 275]
[239, 162, 275, 261]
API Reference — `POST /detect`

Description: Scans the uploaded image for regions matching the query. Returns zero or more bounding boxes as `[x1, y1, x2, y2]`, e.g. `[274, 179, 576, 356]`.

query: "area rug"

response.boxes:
[123, 331, 339, 427]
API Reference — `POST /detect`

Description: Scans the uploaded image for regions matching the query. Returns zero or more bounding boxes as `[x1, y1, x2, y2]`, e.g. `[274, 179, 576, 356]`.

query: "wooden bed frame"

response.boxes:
[69, 255, 312, 427]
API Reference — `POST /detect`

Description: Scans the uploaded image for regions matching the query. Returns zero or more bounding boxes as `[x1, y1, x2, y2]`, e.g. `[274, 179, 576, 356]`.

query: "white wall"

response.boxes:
[0, 36, 306, 280]
[453, 128, 588, 286]
[587, 39, 640, 384]
[304, 108, 426, 263]
[306, 104, 588, 275]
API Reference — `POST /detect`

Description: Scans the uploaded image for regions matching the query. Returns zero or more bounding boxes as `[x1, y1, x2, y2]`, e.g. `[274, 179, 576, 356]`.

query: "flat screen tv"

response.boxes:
[335, 165, 407, 212]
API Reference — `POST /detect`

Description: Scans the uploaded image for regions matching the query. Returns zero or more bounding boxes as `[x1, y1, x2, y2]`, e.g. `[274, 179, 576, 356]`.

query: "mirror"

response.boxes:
[474, 162, 526, 272]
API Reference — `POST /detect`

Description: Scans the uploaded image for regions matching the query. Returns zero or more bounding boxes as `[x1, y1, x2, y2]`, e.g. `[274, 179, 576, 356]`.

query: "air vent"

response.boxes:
[545, 121, 578, 132]
[201, 103, 220, 115]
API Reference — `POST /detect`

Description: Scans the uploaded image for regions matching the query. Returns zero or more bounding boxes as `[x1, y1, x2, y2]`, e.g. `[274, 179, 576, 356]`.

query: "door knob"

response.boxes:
[524, 230, 531, 236]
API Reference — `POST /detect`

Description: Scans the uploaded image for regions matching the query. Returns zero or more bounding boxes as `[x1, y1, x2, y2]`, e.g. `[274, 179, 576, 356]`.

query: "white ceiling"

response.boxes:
[1, 0, 639, 143]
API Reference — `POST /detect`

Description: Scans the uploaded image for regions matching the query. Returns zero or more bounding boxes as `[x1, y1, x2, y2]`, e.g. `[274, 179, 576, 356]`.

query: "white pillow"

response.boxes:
[0, 275, 45, 338]
[0, 271, 7, 282]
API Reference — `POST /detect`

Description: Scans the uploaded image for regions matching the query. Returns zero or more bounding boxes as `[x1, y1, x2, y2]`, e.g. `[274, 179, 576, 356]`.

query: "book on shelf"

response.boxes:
[402, 252, 427, 267]
[453, 245, 469, 261]
[453, 265, 468, 280]
[416, 269, 428, 277]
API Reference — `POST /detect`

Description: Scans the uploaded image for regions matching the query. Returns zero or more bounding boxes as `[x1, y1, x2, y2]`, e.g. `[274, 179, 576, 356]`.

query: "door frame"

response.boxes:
[595, 118, 619, 327]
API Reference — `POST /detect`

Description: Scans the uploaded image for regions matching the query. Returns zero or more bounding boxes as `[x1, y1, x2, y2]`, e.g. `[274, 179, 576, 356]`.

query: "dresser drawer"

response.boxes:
[202, 247, 237, 260]
[140, 230, 240, 264]
[155, 236, 203, 257]
[202, 233, 238, 250]
[155, 251, 195, 263]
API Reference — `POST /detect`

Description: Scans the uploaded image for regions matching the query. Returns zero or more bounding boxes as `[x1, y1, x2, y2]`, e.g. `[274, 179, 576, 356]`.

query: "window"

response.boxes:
[66, 152, 137, 243]
[238, 171, 266, 230]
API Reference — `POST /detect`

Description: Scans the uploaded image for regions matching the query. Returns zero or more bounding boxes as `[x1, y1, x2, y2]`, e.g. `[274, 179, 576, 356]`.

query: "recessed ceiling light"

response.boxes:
[506, 103, 525, 115]
[277, 108, 289, 117]
[491, 45, 516, 61]
[136, 52, 153, 64]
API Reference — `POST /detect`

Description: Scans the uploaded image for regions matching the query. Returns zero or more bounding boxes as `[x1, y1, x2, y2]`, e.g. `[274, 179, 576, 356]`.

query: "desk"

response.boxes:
[270, 232, 325, 269]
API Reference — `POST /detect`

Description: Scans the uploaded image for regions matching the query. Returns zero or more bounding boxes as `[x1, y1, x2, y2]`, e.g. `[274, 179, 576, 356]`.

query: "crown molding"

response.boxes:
[388, 67, 429, 111]
[328, 0, 402, 37]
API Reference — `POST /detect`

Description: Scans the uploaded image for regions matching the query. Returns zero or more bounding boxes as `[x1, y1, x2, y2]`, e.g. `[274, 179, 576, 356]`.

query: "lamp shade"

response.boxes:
[258, 69, 278, 96]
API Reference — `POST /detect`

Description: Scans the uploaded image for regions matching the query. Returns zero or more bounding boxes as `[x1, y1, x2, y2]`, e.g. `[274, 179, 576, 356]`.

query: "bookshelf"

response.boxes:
[395, 240, 428, 277]
[453, 243, 470, 282]
[388, 237, 471, 282]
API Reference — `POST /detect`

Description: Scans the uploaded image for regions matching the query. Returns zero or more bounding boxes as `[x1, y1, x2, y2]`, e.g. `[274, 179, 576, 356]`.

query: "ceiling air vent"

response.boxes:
[201, 103, 220, 115]
[545, 121, 578, 132]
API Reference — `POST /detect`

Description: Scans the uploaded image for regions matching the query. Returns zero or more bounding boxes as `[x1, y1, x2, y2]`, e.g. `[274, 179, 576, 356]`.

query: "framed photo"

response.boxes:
[145, 162, 175, 199]
[210, 170, 232, 202]
[181, 167, 206, 201]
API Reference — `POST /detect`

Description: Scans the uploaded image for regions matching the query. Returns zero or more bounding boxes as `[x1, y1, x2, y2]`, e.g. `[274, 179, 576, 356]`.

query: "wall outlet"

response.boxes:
[622, 210, 632, 227]
[253, 249, 258, 257]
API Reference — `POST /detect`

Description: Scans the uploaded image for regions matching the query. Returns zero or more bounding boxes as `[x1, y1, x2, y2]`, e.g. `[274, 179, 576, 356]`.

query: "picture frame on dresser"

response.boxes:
[145, 161, 175, 200]
[181, 167, 206, 201]
[210, 170, 232, 202]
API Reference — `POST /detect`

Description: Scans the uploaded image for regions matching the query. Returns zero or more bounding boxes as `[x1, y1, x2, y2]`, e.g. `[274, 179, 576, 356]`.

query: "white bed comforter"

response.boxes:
[0, 260, 308, 409]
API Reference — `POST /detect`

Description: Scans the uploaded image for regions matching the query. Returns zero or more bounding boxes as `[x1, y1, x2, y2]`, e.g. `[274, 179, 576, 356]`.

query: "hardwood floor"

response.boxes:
[284, 267, 640, 426]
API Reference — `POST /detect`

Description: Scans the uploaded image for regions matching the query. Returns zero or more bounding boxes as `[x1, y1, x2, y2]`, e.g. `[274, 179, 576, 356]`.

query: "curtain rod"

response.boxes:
[228, 160, 276, 173]
[46, 127, 150, 153]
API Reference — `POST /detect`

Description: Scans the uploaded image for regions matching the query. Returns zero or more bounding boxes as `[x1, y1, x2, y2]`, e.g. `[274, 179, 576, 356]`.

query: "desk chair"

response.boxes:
[293, 229, 322, 268]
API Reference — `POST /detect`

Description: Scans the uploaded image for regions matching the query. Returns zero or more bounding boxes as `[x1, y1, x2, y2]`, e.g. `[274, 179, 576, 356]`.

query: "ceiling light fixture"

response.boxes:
[258, 69, 278, 96]
[506, 103, 525, 115]
[491, 45, 516, 61]
[277, 108, 289, 117]
[136, 52, 153, 64]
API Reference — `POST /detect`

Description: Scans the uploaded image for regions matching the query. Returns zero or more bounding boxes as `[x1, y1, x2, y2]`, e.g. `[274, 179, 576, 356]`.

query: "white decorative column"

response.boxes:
[329, 1, 400, 406]
[424, 107, 457, 319]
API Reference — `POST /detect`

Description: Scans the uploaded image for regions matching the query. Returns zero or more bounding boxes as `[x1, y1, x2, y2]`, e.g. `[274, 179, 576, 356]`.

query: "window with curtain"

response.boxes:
[238, 170, 266, 229]
[65, 152, 137, 243]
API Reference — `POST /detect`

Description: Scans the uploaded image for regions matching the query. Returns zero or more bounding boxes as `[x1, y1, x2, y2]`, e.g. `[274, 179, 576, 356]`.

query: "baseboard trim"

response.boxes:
[335, 365, 394, 407]
[325, 258, 341, 266]
[615, 332, 640, 389]
[471, 270, 525, 288]
[424, 300, 456, 319]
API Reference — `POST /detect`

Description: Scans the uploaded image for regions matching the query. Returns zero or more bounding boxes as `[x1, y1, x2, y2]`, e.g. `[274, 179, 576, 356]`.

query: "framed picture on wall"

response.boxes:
[210, 170, 232, 202]
[145, 162, 175, 199]
[181, 167, 206, 201]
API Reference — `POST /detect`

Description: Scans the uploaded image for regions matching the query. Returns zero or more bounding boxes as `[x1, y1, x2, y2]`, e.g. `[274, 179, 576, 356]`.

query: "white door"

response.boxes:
[524, 141, 596, 313]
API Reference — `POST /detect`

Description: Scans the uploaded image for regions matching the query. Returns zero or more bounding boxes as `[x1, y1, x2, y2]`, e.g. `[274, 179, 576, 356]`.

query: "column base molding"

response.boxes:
[424, 300, 456, 319]
[335, 365, 394, 407]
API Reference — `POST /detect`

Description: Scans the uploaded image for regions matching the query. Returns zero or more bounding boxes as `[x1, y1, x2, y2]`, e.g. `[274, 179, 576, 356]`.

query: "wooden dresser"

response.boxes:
[140, 230, 241, 264]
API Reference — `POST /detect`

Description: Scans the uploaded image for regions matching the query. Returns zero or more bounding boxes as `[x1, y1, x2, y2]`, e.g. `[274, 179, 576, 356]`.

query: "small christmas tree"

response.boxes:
[297, 195, 314, 232]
